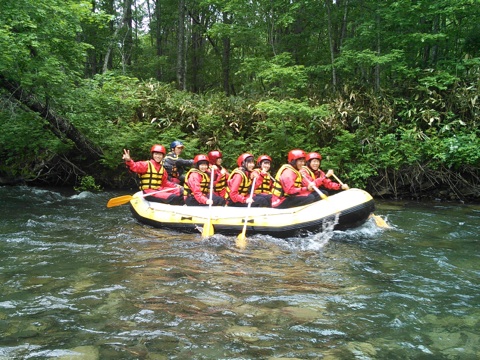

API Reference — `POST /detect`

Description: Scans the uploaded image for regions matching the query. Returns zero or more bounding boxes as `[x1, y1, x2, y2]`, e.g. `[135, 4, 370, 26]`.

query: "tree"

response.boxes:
[0, 0, 105, 182]
[177, 0, 186, 90]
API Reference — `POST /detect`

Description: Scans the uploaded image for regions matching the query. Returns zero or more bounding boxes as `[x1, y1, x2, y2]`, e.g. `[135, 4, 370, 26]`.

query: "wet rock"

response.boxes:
[346, 341, 377, 358]
[55, 346, 99, 359]
[234, 303, 267, 317]
[144, 354, 168, 360]
[280, 306, 324, 322]
[225, 325, 260, 342]
[427, 330, 478, 353]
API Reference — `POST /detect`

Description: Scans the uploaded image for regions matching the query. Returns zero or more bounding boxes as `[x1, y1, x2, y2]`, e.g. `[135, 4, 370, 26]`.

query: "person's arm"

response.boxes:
[298, 168, 316, 192]
[122, 149, 148, 174]
[228, 173, 247, 203]
[125, 160, 148, 174]
[313, 171, 326, 188]
[322, 177, 341, 190]
[163, 175, 181, 189]
[176, 158, 194, 168]
[315, 170, 341, 190]
[188, 172, 208, 204]
[282, 169, 308, 195]
[159, 168, 181, 192]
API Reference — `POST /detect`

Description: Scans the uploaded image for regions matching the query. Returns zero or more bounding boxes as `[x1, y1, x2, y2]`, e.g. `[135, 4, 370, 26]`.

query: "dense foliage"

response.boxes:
[0, 0, 479, 200]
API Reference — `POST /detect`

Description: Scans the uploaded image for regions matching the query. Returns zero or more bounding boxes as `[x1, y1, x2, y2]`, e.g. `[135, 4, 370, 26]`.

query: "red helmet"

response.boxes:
[194, 154, 209, 166]
[306, 152, 322, 162]
[257, 155, 272, 166]
[287, 149, 306, 163]
[208, 150, 223, 164]
[150, 144, 166, 155]
[237, 153, 254, 168]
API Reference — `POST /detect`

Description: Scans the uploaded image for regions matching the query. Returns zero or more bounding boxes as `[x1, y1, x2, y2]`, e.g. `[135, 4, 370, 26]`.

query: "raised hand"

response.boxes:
[122, 149, 132, 162]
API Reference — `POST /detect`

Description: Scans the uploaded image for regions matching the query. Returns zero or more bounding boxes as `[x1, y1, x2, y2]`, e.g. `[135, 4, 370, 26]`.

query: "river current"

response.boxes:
[0, 186, 479, 359]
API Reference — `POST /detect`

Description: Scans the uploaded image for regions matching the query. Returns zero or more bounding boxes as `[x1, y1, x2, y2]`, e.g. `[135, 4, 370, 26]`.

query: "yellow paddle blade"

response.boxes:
[371, 213, 391, 228]
[106, 195, 133, 208]
[201, 223, 214, 239]
[235, 177, 255, 249]
[236, 231, 247, 249]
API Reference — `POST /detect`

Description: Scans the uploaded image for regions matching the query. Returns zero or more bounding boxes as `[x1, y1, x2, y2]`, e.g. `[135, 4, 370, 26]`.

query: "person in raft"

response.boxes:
[208, 150, 229, 199]
[183, 154, 226, 206]
[252, 154, 274, 204]
[300, 152, 349, 198]
[163, 140, 194, 186]
[225, 153, 271, 207]
[122, 145, 184, 205]
[271, 149, 317, 209]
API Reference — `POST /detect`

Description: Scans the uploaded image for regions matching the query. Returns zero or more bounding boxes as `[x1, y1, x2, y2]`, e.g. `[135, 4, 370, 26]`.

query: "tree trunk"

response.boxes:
[154, 0, 163, 80]
[375, 13, 381, 93]
[177, 0, 186, 90]
[123, 0, 133, 69]
[0, 75, 103, 161]
[191, 8, 203, 93]
[340, 0, 349, 49]
[222, 12, 231, 96]
[104, 0, 133, 74]
[102, 0, 115, 72]
[325, 0, 337, 92]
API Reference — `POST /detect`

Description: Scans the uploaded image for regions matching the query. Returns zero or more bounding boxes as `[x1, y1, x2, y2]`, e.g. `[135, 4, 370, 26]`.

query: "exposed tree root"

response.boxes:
[368, 164, 480, 202]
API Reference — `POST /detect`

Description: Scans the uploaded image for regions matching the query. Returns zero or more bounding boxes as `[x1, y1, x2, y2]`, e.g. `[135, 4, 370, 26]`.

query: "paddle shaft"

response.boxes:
[331, 173, 345, 186]
[106, 187, 176, 207]
[141, 188, 176, 197]
[208, 167, 215, 203]
[201, 168, 215, 238]
[309, 182, 328, 200]
[237, 176, 257, 243]
[300, 173, 328, 200]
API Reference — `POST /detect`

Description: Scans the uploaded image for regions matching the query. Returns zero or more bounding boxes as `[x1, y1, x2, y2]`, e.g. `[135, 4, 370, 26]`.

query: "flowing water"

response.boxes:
[0, 186, 479, 360]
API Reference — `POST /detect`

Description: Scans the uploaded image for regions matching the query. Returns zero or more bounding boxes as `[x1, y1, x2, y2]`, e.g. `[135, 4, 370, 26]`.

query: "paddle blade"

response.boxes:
[371, 214, 391, 228]
[236, 230, 247, 249]
[107, 195, 133, 208]
[201, 222, 214, 239]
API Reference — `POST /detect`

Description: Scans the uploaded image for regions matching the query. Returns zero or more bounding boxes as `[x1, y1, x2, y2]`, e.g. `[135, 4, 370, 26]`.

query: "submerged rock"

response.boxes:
[225, 325, 261, 342]
[55, 345, 99, 359]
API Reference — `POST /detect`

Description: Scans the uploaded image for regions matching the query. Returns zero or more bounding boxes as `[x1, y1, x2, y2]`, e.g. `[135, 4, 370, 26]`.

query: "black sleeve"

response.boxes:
[176, 158, 194, 168]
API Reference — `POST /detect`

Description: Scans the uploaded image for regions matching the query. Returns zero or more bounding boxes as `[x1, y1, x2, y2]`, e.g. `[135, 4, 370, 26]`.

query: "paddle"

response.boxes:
[330, 173, 390, 229]
[236, 177, 257, 249]
[106, 188, 175, 208]
[308, 181, 328, 200]
[201, 168, 215, 238]
[297, 171, 328, 201]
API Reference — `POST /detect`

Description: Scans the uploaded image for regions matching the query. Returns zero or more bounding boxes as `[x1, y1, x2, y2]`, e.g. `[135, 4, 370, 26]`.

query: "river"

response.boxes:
[0, 186, 479, 359]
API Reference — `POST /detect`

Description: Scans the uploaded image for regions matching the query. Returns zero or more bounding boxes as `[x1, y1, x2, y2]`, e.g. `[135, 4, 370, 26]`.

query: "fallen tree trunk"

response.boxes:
[0, 75, 103, 162]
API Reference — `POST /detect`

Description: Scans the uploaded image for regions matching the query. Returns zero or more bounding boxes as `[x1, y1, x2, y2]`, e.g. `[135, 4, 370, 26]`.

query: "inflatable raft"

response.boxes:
[129, 188, 375, 238]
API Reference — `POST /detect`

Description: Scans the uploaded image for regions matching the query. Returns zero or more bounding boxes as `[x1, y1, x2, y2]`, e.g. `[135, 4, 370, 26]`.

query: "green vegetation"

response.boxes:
[74, 175, 103, 192]
[0, 0, 478, 200]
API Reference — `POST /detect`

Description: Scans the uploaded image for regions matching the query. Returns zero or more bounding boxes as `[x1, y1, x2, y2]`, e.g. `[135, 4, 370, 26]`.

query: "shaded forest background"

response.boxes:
[0, 0, 479, 201]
